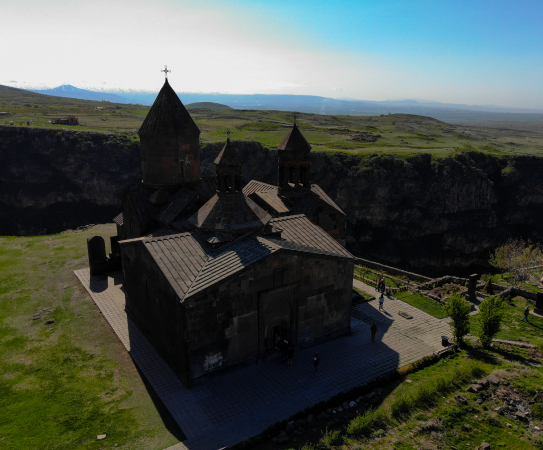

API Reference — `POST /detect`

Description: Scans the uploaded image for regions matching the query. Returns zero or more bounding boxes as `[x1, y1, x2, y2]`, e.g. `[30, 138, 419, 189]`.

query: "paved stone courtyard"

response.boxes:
[75, 269, 451, 450]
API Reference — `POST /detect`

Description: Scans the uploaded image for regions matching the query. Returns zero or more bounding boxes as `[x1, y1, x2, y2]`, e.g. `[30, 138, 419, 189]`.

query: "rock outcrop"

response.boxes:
[2, 125, 543, 275]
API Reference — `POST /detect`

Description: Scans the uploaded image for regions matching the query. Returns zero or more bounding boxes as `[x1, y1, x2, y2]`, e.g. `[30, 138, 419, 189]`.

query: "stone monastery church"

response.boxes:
[88, 79, 355, 386]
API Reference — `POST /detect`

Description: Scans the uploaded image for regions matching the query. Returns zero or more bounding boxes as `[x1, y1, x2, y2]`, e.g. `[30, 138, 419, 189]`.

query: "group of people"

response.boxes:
[275, 335, 320, 372]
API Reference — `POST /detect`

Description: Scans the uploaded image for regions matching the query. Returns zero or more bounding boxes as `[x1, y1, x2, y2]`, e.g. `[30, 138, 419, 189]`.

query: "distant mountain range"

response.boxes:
[31, 84, 129, 103]
[4, 82, 541, 120]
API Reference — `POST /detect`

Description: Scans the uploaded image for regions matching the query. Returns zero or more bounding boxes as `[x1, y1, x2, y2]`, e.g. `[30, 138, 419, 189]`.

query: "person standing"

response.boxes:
[376, 276, 382, 292]
[370, 322, 378, 341]
[521, 306, 530, 322]
[380, 278, 386, 293]
[313, 353, 320, 373]
[281, 339, 289, 362]
[379, 293, 385, 311]
[287, 346, 294, 368]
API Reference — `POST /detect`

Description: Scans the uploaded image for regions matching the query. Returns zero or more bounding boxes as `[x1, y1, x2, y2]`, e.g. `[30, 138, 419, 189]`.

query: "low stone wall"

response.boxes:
[354, 258, 432, 283]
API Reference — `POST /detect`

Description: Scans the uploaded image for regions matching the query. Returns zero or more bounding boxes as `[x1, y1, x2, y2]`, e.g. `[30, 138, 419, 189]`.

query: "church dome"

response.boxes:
[138, 79, 200, 137]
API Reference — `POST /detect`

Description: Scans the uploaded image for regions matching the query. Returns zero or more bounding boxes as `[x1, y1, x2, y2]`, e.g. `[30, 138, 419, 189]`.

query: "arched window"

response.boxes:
[289, 166, 295, 183]
[224, 175, 231, 192]
[300, 165, 308, 184]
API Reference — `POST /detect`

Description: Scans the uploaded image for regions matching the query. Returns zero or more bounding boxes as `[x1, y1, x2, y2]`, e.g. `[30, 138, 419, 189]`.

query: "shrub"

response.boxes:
[532, 403, 543, 420]
[476, 296, 505, 348]
[443, 293, 472, 345]
[346, 407, 389, 436]
[317, 429, 343, 449]
[482, 279, 494, 295]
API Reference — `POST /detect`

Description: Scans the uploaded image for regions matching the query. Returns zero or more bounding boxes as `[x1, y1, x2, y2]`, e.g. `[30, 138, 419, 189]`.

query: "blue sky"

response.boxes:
[1, 0, 542, 108]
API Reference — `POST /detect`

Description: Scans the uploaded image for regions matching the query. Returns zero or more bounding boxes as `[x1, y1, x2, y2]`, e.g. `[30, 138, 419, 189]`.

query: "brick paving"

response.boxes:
[75, 269, 452, 450]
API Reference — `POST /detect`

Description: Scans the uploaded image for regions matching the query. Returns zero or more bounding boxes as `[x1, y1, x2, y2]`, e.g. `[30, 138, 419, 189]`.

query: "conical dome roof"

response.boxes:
[138, 79, 200, 137]
[214, 138, 243, 166]
[277, 123, 311, 152]
[188, 193, 271, 233]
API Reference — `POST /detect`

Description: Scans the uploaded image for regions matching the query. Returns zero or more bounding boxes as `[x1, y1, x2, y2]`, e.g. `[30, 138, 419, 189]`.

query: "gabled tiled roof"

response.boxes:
[269, 215, 353, 258]
[143, 233, 209, 299]
[244, 180, 346, 217]
[195, 176, 218, 200]
[113, 212, 124, 226]
[214, 139, 243, 166]
[188, 193, 271, 233]
[186, 236, 278, 297]
[157, 188, 197, 225]
[277, 123, 312, 152]
[242, 180, 277, 196]
[254, 190, 291, 214]
[310, 185, 345, 216]
[138, 79, 200, 137]
[135, 218, 352, 301]
[170, 218, 192, 233]
[145, 227, 178, 238]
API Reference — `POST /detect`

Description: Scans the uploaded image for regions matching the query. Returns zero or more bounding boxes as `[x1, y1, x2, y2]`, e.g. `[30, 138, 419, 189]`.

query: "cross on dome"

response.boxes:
[161, 65, 171, 79]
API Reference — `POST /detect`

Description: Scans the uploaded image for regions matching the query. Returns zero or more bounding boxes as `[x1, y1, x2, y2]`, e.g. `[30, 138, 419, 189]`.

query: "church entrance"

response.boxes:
[265, 318, 288, 351]
[258, 284, 297, 357]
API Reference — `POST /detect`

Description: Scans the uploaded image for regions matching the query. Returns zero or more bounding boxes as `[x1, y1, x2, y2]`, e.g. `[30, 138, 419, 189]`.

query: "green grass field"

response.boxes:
[0, 224, 181, 450]
[395, 291, 449, 319]
[2, 84, 543, 157]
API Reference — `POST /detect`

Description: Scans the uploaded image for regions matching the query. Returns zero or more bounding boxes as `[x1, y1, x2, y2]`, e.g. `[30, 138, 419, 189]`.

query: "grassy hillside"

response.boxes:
[2, 84, 543, 157]
[0, 225, 182, 450]
[186, 101, 233, 110]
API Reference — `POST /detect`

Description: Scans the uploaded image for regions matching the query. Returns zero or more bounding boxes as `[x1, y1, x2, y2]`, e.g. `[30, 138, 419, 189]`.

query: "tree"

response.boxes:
[476, 296, 505, 348]
[443, 292, 472, 346]
[489, 238, 543, 287]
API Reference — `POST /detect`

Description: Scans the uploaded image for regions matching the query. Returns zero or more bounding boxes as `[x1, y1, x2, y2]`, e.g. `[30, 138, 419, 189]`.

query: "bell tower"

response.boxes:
[215, 135, 243, 194]
[277, 122, 312, 197]
[138, 74, 201, 189]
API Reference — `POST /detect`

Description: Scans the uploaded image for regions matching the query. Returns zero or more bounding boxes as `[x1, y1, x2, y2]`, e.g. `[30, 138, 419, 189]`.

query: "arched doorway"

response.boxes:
[265, 318, 288, 352]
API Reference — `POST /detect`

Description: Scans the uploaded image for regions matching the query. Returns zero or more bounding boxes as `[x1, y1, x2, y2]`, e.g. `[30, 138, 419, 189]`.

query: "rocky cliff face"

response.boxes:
[2, 126, 543, 276]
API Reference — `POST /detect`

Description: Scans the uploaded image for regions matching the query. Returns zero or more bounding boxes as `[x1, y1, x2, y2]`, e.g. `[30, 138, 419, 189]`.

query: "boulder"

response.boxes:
[286, 421, 294, 433]
[463, 424, 472, 431]
[306, 414, 315, 425]
[317, 411, 329, 420]
[494, 407, 503, 414]
[294, 419, 306, 429]
[478, 378, 490, 388]
[467, 384, 484, 393]
[514, 411, 527, 421]
[486, 373, 501, 385]
[475, 443, 491, 450]
[277, 431, 289, 444]
[342, 402, 349, 409]
[455, 395, 468, 405]
[349, 401, 357, 408]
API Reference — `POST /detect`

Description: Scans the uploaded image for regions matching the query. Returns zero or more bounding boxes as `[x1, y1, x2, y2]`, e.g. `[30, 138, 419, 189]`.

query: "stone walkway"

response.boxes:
[75, 270, 452, 450]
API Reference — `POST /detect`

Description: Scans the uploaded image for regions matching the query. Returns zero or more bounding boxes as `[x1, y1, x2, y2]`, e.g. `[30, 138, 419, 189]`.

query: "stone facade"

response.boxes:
[121, 235, 353, 386]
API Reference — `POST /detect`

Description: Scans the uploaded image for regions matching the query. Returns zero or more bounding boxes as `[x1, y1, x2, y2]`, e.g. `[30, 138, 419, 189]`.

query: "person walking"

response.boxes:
[378, 293, 385, 311]
[521, 306, 530, 322]
[313, 352, 320, 373]
[377, 276, 383, 292]
[370, 322, 378, 341]
[380, 278, 386, 293]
